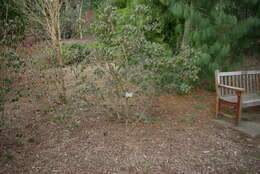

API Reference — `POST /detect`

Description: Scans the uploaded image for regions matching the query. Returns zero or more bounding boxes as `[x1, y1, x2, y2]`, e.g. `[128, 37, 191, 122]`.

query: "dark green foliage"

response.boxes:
[3, 153, 14, 160]
[0, 0, 26, 45]
[109, 0, 128, 8]
[153, 47, 201, 94]
[138, 0, 260, 90]
[63, 43, 91, 65]
[91, 2, 201, 94]
[228, 0, 260, 55]
[0, 52, 26, 70]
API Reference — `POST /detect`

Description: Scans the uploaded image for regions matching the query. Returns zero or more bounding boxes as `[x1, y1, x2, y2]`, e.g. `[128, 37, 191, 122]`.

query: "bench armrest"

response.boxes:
[218, 84, 244, 92]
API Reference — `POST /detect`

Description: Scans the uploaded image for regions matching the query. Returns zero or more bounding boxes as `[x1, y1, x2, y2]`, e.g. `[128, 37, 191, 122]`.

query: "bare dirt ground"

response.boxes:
[1, 41, 260, 174]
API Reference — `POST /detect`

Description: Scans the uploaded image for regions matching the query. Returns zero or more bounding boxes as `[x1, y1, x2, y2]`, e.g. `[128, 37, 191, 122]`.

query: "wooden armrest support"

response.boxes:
[218, 84, 244, 92]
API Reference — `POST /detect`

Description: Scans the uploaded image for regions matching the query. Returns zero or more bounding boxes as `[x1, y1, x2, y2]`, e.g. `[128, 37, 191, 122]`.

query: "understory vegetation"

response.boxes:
[0, 50, 25, 130]
[0, 0, 260, 117]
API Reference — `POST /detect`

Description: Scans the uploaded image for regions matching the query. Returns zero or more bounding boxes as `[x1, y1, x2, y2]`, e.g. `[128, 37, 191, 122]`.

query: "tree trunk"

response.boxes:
[181, 18, 191, 49]
[22, 0, 67, 104]
[56, 13, 67, 104]
[49, 1, 67, 104]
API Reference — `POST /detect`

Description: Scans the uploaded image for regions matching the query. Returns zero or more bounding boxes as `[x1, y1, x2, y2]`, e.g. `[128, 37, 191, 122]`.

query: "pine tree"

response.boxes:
[165, 0, 260, 89]
[100, 0, 260, 89]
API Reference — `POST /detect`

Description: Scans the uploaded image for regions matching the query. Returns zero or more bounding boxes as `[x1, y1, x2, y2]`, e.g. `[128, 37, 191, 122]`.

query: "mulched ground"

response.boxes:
[1, 91, 260, 174]
[1, 42, 260, 174]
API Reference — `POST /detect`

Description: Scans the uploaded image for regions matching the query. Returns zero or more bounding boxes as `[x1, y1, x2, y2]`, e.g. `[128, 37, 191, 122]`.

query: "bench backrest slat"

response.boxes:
[219, 70, 260, 76]
[257, 73, 260, 91]
[215, 70, 260, 96]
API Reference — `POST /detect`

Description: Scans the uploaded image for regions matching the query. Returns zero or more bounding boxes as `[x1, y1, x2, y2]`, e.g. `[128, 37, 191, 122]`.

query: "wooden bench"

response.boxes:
[215, 70, 260, 126]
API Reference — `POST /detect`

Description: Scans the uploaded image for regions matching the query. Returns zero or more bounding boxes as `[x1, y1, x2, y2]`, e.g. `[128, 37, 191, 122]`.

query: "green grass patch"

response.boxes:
[150, 116, 161, 121]
[3, 153, 14, 160]
[192, 104, 204, 110]
[15, 133, 23, 139]
[119, 114, 161, 123]
[50, 114, 71, 122]
[43, 106, 55, 114]
[143, 161, 155, 168]
[192, 146, 200, 151]
[66, 121, 80, 129]
[176, 118, 195, 123]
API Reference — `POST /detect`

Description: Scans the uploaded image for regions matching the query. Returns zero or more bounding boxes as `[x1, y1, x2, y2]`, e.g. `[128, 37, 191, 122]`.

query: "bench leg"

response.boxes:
[215, 97, 220, 118]
[235, 92, 242, 126]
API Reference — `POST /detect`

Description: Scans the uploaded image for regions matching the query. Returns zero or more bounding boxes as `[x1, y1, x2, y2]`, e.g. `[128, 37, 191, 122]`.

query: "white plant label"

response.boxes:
[125, 92, 133, 98]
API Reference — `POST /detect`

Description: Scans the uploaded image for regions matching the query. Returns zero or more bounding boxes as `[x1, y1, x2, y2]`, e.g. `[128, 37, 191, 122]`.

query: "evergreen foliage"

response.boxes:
[109, 0, 260, 90]
[167, 0, 260, 89]
[0, 0, 26, 45]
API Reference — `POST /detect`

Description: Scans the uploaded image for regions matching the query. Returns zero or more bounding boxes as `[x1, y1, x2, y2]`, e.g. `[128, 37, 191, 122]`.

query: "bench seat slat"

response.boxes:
[220, 94, 260, 108]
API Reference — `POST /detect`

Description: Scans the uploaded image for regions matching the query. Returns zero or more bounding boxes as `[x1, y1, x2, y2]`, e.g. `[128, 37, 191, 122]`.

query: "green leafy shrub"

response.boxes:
[73, 4, 165, 119]
[109, 0, 127, 8]
[93, 1, 200, 95]
[63, 43, 91, 65]
[153, 46, 201, 94]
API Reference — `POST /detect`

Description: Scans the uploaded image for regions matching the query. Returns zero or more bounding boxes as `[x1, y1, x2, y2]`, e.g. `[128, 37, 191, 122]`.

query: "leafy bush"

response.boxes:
[73, 4, 165, 119]
[0, 51, 26, 70]
[63, 43, 91, 65]
[92, 1, 200, 95]
[109, 0, 127, 8]
[153, 46, 201, 94]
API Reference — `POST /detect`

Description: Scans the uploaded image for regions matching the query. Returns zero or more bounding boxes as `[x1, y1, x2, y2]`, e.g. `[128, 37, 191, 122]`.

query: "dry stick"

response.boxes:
[121, 44, 132, 119]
